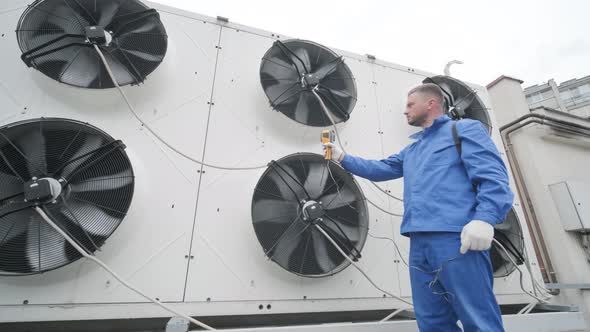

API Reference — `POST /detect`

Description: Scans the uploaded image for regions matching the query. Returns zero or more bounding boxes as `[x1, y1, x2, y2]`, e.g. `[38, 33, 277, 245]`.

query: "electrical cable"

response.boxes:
[94, 45, 267, 171]
[34, 207, 216, 331]
[311, 86, 404, 203]
[492, 239, 551, 303]
[314, 223, 413, 307]
[368, 233, 552, 305]
[380, 308, 410, 322]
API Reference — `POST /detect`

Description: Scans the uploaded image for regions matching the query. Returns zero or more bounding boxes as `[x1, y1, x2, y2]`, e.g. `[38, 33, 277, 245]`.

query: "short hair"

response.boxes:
[407, 83, 444, 105]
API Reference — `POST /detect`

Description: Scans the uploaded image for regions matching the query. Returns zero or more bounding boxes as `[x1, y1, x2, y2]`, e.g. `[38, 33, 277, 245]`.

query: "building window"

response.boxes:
[562, 84, 590, 108]
[527, 92, 543, 103]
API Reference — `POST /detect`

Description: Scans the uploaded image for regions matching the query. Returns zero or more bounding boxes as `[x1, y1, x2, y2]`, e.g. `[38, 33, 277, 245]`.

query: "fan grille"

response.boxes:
[491, 208, 525, 278]
[0, 118, 134, 275]
[423, 76, 492, 133]
[260, 40, 357, 127]
[16, 0, 168, 89]
[252, 153, 368, 277]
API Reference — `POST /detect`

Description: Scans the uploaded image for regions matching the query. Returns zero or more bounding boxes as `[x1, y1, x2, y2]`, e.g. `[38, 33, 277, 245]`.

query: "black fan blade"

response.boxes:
[29, 1, 86, 31]
[325, 205, 359, 227]
[316, 87, 351, 122]
[272, 84, 305, 108]
[490, 246, 507, 273]
[270, 162, 310, 200]
[325, 87, 356, 101]
[26, 21, 67, 42]
[260, 75, 300, 104]
[313, 57, 344, 81]
[266, 170, 302, 202]
[61, 47, 104, 88]
[310, 226, 341, 274]
[101, 48, 138, 87]
[32, 55, 73, 78]
[26, 212, 68, 272]
[0, 210, 29, 247]
[0, 210, 35, 273]
[61, 201, 118, 238]
[69, 173, 134, 193]
[59, 135, 105, 178]
[65, 0, 98, 26]
[115, 14, 161, 35]
[254, 214, 302, 256]
[252, 199, 298, 224]
[293, 93, 313, 124]
[13, 125, 47, 177]
[97, 0, 123, 26]
[274, 41, 306, 75]
[271, 223, 310, 267]
[323, 217, 360, 243]
[0, 171, 24, 199]
[320, 186, 358, 211]
[303, 162, 329, 199]
[281, 160, 313, 197]
[453, 91, 476, 112]
[261, 58, 300, 82]
[293, 47, 311, 74]
[262, 81, 299, 106]
[119, 47, 163, 63]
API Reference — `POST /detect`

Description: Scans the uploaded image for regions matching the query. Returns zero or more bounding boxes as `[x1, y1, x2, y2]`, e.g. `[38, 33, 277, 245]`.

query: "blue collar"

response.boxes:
[409, 115, 451, 140]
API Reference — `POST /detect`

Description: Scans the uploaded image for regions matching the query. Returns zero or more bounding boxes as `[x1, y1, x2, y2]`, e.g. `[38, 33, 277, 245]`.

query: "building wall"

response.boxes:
[525, 76, 590, 118]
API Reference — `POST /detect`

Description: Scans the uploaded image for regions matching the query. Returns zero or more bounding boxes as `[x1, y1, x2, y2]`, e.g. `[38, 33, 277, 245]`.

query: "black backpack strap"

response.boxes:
[452, 121, 462, 156]
[452, 121, 478, 193]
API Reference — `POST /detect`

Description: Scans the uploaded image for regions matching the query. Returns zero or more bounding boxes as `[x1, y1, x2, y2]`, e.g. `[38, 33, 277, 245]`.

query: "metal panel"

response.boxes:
[0, 0, 549, 322]
[183, 25, 403, 307]
[0, 7, 220, 304]
[371, 63, 425, 297]
[549, 181, 590, 231]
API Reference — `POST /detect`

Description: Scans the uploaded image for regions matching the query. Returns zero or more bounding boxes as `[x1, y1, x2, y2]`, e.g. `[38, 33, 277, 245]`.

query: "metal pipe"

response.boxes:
[500, 110, 590, 287]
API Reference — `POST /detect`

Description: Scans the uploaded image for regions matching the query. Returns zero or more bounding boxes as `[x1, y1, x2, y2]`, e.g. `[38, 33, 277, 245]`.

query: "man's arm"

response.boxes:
[458, 120, 514, 225]
[340, 149, 405, 182]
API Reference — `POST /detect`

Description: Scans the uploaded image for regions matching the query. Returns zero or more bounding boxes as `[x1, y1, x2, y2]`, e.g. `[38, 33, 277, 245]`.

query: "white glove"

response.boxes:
[322, 142, 345, 162]
[460, 220, 494, 254]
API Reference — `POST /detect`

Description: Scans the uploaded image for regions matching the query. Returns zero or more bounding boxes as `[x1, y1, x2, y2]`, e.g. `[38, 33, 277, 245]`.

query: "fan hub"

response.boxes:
[302, 73, 320, 88]
[301, 200, 325, 222]
[85, 26, 113, 46]
[24, 177, 62, 205]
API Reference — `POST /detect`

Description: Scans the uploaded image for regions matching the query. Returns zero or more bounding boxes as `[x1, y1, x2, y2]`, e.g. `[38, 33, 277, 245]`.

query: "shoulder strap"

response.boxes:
[452, 120, 478, 193]
[452, 121, 461, 156]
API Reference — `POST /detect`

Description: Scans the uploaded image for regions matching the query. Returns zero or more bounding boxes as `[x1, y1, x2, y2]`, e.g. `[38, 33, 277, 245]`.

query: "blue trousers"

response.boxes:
[409, 232, 504, 332]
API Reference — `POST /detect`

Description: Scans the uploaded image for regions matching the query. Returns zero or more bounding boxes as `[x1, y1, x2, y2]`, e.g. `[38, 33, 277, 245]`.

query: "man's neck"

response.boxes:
[420, 113, 444, 129]
[421, 118, 435, 129]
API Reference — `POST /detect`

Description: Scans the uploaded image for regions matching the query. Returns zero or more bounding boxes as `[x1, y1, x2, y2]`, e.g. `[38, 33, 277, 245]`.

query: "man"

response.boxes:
[323, 83, 513, 331]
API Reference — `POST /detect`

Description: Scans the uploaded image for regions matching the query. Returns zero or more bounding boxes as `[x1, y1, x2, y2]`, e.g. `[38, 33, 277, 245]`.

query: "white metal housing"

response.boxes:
[0, 0, 544, 326]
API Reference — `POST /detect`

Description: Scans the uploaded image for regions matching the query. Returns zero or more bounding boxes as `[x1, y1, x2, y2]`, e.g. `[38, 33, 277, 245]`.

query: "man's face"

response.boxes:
[404, 93, 430, 127]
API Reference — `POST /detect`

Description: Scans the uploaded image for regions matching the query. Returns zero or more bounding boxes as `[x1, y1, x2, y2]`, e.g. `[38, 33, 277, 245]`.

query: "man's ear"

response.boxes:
[427, 99, 435, 109]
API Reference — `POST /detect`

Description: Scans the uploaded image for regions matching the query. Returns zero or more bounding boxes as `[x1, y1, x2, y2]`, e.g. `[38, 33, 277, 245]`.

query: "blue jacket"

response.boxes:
[341, 115, 513, 236]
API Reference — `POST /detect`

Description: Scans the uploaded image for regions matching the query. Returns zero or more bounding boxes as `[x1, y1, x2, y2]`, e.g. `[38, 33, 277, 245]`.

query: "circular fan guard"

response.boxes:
[260, 39, 357, 127]
[0, 118, 134, 275]
[423, 75, 492, 133]
[252, 153, 368, 277]
[16, 0, 168, 89]
[491, 208, 525, 278]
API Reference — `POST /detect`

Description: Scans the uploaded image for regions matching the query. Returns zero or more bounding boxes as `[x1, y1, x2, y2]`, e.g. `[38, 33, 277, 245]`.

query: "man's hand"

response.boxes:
[460, 220, 494, 254]
[322, 142, 345, 162]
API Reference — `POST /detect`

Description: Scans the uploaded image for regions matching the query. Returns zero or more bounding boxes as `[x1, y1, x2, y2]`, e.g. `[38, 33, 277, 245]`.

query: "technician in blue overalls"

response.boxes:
[323, 83, 513, 332]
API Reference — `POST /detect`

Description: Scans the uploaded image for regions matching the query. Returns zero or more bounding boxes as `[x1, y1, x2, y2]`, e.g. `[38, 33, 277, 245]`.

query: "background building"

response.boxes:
[524, 75, 590, 118]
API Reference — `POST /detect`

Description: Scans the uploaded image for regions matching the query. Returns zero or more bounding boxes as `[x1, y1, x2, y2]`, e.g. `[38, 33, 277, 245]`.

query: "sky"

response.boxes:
[152, 0, 589, 88]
